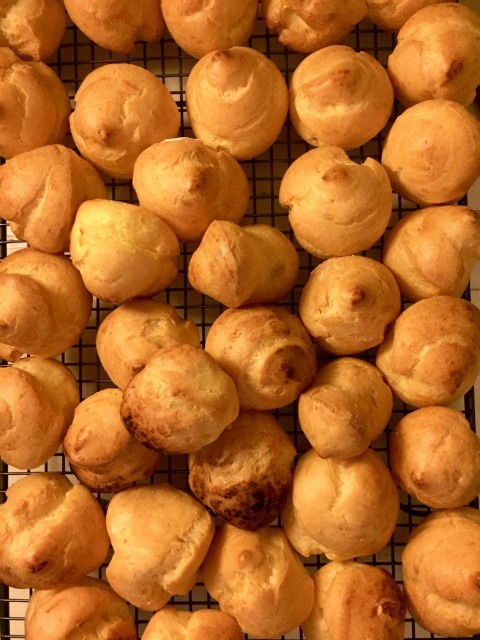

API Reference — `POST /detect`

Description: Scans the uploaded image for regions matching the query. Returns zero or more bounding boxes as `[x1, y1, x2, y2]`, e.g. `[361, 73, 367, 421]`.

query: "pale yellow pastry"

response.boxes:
[133, 138, 249, 242]
[205, 306, 316, 410]
[186, 46, 289, 160]
[402, 508, 480, 636]
[299, 358, 393, 458]
[96, 299, 201, 390]
[70, 64, 179, 178]
[289, 45, 394, 149]
[382, 99, 480, 205]
[142, 606, 243, 640]
[0, 357, 79, 469]
[0, 473, 110, 589]
[202, 524, 315, 638]
[161, 0, 258, 58]
[282, 448, 399, 560]
[376, 296, 480, 407]
[0, 248, 92, 359]
[299, 256, 401, 355]
[64, 0, 164, 54]
[366, 0, 448, 32]
[279, 145, 392, 258]
[106, 484, 214, 611]
[70, 200, 179, 304]
[188, 221, 299, 306]
[25, 577, 137, 640]
[388, 3, 480, 106]
[383, 205, 480, 301]
[0, 145, 106, 253]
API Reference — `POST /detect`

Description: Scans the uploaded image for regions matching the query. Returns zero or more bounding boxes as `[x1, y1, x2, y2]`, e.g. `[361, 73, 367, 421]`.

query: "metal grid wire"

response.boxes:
[0, 11, 479, 640]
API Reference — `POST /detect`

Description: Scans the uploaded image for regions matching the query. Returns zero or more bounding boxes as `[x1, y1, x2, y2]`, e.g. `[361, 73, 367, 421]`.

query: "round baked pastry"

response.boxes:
[162, 0, 258, 59]
[133, 138, 249, 242]
[382, 99, 480, 205]
[0, 357, 79, 469]
[70, 200, 179, 304]
[64, 0, 164, 54]
[402, 507, 480, 636]
[0, 248, 92, 359]
[142, 606, 243, 640]
[0, 145, 106, 253]
[279, 146, 392, 258]
[282, 448, 399, 560]
[389, 406, 480, 508]
[0, 47, 70, 158]
[70, 64, 179, 178]
[186, 46, 289, 160]
[202, 524, 315, 638]
[376, 296, 480, 407]
[262, 0, 367, 52]
[0, 473, 109, 589]
[121, 343, 239, 454]
[388, 3, 480, 107]
[302, 561, 406, 640]
[188, 221, 299, 307]
[299, 358, 393, 459]
[205, 306, 317, 410]
[188, 410, 296, 530]
[299, 256, 401, 355]
[0, 0, 66, 61]
[106, 484, 214, 611]
[289, 45, 394, 149]
[25, 577, 137, 640]
[365, 0, 447, 32]
[63, 388, 161, 493]
[383, 205, 480, 301]
[96, 299, 200, 390]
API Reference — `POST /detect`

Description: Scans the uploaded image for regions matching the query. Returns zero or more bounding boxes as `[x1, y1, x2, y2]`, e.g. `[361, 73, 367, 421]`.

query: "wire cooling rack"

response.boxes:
[0, 9, 479, 640]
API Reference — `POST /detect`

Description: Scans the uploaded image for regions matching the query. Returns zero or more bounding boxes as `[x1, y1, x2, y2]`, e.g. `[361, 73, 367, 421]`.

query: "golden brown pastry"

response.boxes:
[63, 388, 161, 493]
[188, 221, 299, 307]
[376, 296, 480, 407]
[188, 410, 296, 530]
[132, 138, 249, 242]
[205, 306, 316, 410]
[162, 0, 258, 58]
[0, 473, 110, 589]
[64, 0, 164, 54]
[262, 0, 367, 52]
[0, 0, 67, 61]
[25, 577, 137, 640]
[106, 484, 214, 611]
[279, 146, 392, 258]
[120, 343, 239, 454]
[366, 0, 448, 32]
[202, 524, 315, 638]
[388, 3, 480, 107]
[383, 205, 480, 301]
[389, 406, 480, 508]
[282, 448, 399, 560]
[298, 358, 393, 459]
[96, 299, 201, 390]
[0, 145, 106, 253]
[0, 47, 70, 158]
[70, 64, 179, 178]
[299, 256, 401, 355]
[0, 248, 92, 359]
[381, 99, 480, 205]
[302, 561, 406, 640]
[69, 200, 179, 304]
[402, 508, 480, 636]
[289, 45, 394, 149]
[142, 606, 243, 640]
[186, 47, 289, 160]
[0, 357, 79, 469]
